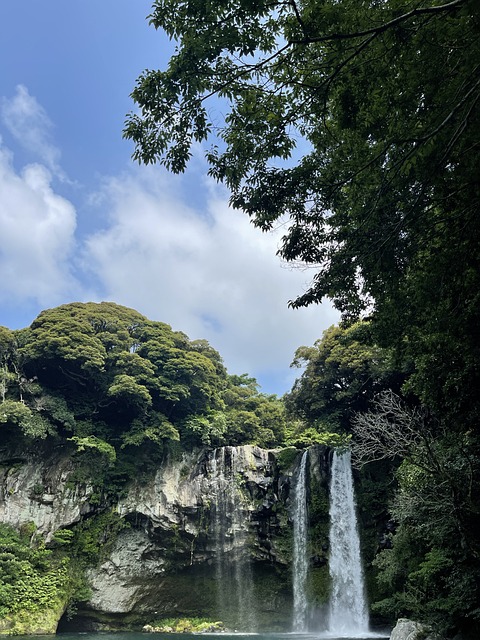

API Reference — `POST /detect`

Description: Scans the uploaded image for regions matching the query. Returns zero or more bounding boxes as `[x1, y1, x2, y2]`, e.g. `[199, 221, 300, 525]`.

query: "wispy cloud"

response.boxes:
[84, 168, 338, 385]
[0, 86, 338, 392]
[0, 144, 79, 305]
[1, 84, 64, 177]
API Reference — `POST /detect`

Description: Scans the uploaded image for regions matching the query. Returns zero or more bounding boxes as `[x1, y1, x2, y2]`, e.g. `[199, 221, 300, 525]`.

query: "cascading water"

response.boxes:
[292, 450, 309, 632]
[211, 449, 228, 624]
[210, 446, 256, 632]
[328, 449, 369, 636]
[230, 447, 256, 631]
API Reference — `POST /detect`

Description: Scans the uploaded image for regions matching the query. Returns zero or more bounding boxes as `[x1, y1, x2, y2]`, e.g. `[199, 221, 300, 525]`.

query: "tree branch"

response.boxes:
[290, 0, 465, 45]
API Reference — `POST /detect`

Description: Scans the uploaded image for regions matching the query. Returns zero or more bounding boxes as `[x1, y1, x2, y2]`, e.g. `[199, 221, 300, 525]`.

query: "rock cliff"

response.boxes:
[0, 444, 331, 633]
[0, 450, 95, 541]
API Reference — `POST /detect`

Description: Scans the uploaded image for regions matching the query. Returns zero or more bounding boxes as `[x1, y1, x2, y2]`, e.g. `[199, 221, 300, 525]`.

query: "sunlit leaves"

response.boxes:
[69, 435, 117, 465]
[107, 374, 153, 412]
[4, 302, 289, 455]
[285, 321, 400, 431]
[0, 524, 70, 619]
[120, 413, 180, 448]
[125, 0, 479, 358]
[0, 399, 52, 439]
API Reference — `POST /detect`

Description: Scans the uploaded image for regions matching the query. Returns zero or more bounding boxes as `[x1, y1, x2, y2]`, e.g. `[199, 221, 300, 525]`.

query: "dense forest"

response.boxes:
[1, 0, 479, 638]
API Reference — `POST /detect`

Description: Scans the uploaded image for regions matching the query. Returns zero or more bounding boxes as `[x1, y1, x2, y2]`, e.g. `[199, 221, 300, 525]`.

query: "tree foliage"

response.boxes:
[352, 390, 480, 636]
[125, 0, 480, 428]
[0, 524, 70, 619]
[285, 322, 403, 431]
[1, 302, 287, 470]
[0, 303, 293, 623]
[125, 0, 478, 306]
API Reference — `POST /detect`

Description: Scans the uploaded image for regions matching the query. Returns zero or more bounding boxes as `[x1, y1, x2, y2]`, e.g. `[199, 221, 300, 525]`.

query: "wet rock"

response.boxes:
[390, 618, 444, 640]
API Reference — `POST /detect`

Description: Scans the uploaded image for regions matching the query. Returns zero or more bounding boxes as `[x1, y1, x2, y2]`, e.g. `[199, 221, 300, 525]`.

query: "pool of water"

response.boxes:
[18, 631, 391, 640]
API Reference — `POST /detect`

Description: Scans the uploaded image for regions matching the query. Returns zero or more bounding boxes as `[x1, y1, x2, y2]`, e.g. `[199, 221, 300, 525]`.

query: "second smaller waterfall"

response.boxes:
[292, 450, 309, 631]
[210, 447, 257, 632]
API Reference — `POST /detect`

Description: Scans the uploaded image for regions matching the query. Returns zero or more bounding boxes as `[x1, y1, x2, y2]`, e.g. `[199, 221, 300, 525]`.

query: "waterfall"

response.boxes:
[211, 449, 228, 625]
[210, 446, 256, 632]
[328, 450, 369, 636]
[230, 447, 256, 631]
[292, 450, 309, 631]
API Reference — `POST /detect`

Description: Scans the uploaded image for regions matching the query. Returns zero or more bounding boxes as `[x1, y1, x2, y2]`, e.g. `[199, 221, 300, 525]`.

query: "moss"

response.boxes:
[148, 617, 225, 632]
[308, 565, 330, 605]
[179, 463, 190, 479]
[276, 447, 300, 472]
[308, 470, 330, 562]
[0, 596, 67, 635]
[250, 563, 292, 630]
[273, 523, 293, 565]
[69, 508, 128, 565]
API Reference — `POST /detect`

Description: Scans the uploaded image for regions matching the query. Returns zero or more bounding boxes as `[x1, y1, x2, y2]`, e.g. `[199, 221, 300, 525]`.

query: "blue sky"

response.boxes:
[0, 1, 338, 395]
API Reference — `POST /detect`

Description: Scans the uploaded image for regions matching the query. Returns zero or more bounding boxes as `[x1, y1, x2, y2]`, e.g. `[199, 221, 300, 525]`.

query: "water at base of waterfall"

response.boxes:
[49, 630, 390, 640]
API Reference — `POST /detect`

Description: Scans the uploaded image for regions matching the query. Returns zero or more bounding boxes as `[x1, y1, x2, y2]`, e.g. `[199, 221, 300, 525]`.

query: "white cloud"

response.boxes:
[0, 86, 339, 394]
[1, 85, 63, 176]
[0, 144, 79, 305]
[84, 168, 339, 390]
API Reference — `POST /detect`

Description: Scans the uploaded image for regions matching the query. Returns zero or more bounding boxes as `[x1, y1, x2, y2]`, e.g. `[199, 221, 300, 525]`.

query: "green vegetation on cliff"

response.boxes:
[1, 301, 286, 471]
[0, 302, 294, 633]
[0, 523, 73, 634]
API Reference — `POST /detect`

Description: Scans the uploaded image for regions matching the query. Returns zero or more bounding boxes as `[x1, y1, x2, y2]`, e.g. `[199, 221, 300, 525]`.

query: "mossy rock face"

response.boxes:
[140, 560, 293, 631]
[4, 444, 339, 634]
[308, 565, 330, 606]
[0, 598, 66, 635]
[250, 563, 292, 631]
[308, 468, 330, 564]
[144, 618, 225, 633]
[69, 561, 293, 632]
[276, 447, 300, 472]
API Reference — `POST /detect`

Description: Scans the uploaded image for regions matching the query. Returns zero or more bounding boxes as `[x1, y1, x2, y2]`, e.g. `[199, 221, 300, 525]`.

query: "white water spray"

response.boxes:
[210, 447, 256, 632]
[230, 447, 256, 631]
[292, 450, 309, 631]
[328, 450, 369, 636]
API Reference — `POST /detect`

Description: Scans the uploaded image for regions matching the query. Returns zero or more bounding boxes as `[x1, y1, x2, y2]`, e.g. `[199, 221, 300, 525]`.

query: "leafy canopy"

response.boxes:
[125, 0, 478, 316]
[285, 322, 404, 432]
[1, 302, 288, 459]
[0, 524, 70, 619]
[125, 0, 480, 433]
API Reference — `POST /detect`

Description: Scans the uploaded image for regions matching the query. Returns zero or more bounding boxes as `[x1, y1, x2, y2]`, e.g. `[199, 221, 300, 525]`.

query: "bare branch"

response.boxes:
[351, 390, 428, 468]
